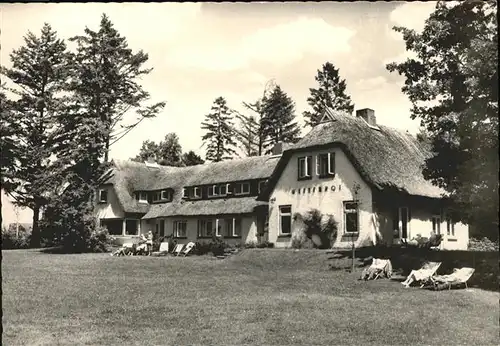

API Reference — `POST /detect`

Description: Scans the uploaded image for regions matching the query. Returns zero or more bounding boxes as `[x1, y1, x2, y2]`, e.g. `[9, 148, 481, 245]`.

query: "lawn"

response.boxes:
[2, 249, 499, 345]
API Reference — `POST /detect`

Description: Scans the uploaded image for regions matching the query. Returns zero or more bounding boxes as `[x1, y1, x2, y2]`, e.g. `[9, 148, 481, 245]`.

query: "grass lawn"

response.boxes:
[2, 248, 498, 345]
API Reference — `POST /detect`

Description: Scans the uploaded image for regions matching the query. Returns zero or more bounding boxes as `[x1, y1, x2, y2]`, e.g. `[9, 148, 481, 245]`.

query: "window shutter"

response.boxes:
[306, 156, 312, 176]
[297, 157, 301, 179]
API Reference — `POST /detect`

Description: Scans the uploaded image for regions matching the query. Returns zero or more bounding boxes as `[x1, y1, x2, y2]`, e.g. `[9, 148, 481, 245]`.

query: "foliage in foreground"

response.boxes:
[386, 0, 498, 237]
[1, 224, 31, 250]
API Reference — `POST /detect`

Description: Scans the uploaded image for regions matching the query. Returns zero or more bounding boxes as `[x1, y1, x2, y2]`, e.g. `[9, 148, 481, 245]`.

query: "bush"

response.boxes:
[193, 237, 230, 256]
[293, 209, 338, 249]
[1, 225, 31, 249]
[468, 237, 499, 251]
[257, 240, 275, 248]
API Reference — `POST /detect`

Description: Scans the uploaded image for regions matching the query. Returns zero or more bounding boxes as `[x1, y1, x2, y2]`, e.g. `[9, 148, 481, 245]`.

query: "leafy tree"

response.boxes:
[303, 62, 355, 127]
[386, 0, 498, 237]
[181, 150, 205, 166]
[68, 13, 165, 162]
[201, 97, 237, 162]
[157, 133, 183, 166]
[1, 24, 70, 247]
[131, 140, 160, 163]
[261, 85, 302, 154]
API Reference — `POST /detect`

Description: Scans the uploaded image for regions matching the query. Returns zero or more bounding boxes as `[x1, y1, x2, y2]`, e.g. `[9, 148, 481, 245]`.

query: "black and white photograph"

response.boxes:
[1, 1, 498, 345]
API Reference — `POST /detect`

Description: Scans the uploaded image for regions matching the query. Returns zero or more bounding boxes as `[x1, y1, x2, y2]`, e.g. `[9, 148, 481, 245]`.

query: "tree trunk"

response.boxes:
[30, 205, 41, 248]
[104, 137, 110, 162]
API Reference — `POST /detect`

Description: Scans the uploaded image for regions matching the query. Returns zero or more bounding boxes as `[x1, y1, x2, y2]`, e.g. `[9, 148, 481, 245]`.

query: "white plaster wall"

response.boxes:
[148, 215, 258, 246]
[95, 186, 124, 219]
[268, 148, 374, 248]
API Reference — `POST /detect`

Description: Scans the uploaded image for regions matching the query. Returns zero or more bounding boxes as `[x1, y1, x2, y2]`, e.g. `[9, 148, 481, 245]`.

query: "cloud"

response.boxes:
[389, 2, 437, 33]
[165, 16, 355, 71]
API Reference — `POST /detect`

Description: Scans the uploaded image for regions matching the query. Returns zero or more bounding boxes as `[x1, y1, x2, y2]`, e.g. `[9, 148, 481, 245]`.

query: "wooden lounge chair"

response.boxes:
[401, 261, 442, 288]
[429, 267, 475, 290]
[151, 242, 169, 257]
[179, 242, 195, 257]
[360, 258, 392, 280]
[171, 244, 184, 256]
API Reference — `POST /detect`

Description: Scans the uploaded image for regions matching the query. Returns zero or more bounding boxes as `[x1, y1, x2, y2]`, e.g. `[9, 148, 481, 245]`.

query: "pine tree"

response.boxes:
[68, 13, 165, 162]
[201, 97, 237, 162]
[303, 62, 354, 127]
[261, 85, 302, 154]
[1, 24, 70, 247]
[233, 111, 260, 157]
[0, 86, 20, 229]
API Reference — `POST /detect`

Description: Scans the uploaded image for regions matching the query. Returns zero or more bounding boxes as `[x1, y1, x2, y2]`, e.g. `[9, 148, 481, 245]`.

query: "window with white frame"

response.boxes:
[446, 218, 455, 237]
[298, 156, 312, 179]
[432, 215, 441, 235]
[152, 192, 160, 202]
[234, 182, 250, 195]
[316, 152, 335, 177]
[182, 187, 188, 199]
[173, 220, 187, 238]
[138, 192, 148, 203]
[161, 190, 171, 201]
[258, 180, 268, 194]
[344, 201, 359, 234]
[98, 189, 108, 203]
[208, 185, 218, 198]
[218, 184, 228, 196]
[279, 205, 292, 235]
[192, 187, 201, 199]
[198, 219, 215, 238]
[223, 218, 242, 237]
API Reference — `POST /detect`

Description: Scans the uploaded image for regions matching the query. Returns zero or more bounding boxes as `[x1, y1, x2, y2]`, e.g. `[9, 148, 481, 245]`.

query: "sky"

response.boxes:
[0, 1, 438, 226]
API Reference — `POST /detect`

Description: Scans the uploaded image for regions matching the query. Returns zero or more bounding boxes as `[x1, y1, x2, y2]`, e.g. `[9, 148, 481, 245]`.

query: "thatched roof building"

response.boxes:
[102, 155, 280, 217]
[261, 108, 444, 200]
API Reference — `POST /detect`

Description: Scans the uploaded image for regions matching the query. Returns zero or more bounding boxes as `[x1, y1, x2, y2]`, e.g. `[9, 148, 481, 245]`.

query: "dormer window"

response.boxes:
[161, 190, 172, 201]
[298, 156, 312, 180]
[208, 185, 218, 198]
[138, 192, 148, 204]
[234, 182, 250, 195]
[182, 188, 188, 199]
[316, 152, 335, 178]
[219, 184, 230, 196]
[192, 187, 201, 199]
[98, 189, 108, 203]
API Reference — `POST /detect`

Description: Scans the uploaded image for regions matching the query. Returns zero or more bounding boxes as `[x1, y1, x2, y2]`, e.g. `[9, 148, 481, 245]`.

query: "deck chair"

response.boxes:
[179, 242, 195, 257]
[151, 242, 169, 257]
[401, 261, 441, 288]
[360, 258, 392, 280]
[171, 244, 184, 256]
[430, 267, 475, 290]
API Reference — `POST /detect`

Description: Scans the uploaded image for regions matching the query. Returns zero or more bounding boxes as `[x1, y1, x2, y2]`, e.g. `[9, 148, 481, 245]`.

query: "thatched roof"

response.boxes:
[103, 155, 279, 216]
[143, 197, 267, 219]
[261, 110, 444, 199]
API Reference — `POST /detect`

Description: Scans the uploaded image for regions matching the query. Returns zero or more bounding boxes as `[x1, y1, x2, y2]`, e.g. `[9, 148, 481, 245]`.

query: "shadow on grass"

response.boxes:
[330, 246, 499, 292]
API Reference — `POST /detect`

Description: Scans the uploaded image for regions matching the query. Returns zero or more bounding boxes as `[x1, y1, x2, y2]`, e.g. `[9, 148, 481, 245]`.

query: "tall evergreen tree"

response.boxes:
[303, 62, 354, 127]
[68, 13, 165, 162]
[386, 0, 498, 237]
[201, 97, 237, 162]
[0, 86, 20, 229]
[233, 111, 259, 157]
[261, 85, 302, 154]
[1, 24, 70, 247]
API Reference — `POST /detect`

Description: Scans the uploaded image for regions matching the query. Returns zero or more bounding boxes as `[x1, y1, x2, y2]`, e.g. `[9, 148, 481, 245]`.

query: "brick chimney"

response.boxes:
[271, 142, 284, 155]
[356, 108, 376, 126]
